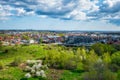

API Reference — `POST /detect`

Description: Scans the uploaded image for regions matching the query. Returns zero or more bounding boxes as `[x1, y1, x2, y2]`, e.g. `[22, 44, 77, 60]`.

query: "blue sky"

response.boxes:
[0, 0, 120, 31]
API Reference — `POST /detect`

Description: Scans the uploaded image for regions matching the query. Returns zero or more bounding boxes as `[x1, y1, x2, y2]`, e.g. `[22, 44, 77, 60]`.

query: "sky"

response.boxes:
[0, 0, 120, 31]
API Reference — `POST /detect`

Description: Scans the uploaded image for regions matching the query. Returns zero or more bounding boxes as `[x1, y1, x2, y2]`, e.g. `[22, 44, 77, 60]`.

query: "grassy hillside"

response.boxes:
[0, 44, 119, 80]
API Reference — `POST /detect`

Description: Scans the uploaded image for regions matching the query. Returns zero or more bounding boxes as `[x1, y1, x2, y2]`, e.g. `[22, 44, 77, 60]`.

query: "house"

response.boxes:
[0, 37, 3, 41]
[29, 39, 35, 44]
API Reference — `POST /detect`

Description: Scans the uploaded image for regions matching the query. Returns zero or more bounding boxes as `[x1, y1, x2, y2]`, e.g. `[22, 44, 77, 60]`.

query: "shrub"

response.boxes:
[10, 57, 22, 66]
[83, 69, 117, 80]
[76, 62, 84, 71]
[64, 60, 77, 70]
[109, 64, 120, 72]
[111, 52, 120, 72]
[0, 62, 4, 69]
[25, 73, 31, 78]
[23, 60, 48, 79]
[111, 52, 120, 66]
[91, 43, 115, 56]
[20, 78, 28, 80]
[38, 76, 47, 80]
[4, 49, 8, 53]
[117, 70, 120, 79]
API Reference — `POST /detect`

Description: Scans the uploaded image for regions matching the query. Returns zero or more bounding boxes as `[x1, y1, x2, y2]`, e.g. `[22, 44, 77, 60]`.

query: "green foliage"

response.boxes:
[20, 78, 28, 80]
[0, 44, 119, 80]
[102, 53, 111, 64]
[10, 57, 22, 66]
[82, 49, 117, 80]
[112, 44, 120, 51]
[83, 59, 117, 80]
[20, 76, 47, 80]
[110, 51, 120, 71]
[60, 70, 82, 80]
[91, 43, 115, 56]
[0, 67, 24, 80]
[0, 61, 4, 69]
[111, 51, 120, 66]
[44, 47, 86, 70]
[83, 70, 117, 80]
[76, 62, 84, 71]
[84, 50, 99, 71]
[103, 70, 117, 80]
[76, 48, 86, 61]
[22, 35, 29, 40]
[117, 70, 120, 80]
[0, 41, 2, 46]
[58, 33, 65, 37]
[39, 38, 43, 44]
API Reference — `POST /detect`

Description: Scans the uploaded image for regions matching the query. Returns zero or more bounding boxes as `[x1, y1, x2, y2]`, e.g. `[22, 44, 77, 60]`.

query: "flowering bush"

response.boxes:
[24, 60, 48, 79]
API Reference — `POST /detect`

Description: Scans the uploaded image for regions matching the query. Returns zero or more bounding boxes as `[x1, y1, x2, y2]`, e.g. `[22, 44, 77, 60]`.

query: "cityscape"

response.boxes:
[0, 30, 120, 46]
[0, 0, 120, 80]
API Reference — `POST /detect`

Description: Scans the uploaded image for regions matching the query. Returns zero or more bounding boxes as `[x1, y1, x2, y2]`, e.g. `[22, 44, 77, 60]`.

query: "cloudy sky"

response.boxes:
[0, 0, 120, 31]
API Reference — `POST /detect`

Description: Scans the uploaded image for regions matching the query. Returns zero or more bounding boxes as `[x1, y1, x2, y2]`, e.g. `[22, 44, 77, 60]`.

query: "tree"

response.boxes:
[83, 68, 117, 80]
[91, 43, 115, 56]
[102, 53, 111, 64]
[0, 41, 2, 46]
[84, 50, 99, 71]
[76, 48, 86, 61]
[83, 51, 117, 80]
[111, 51, 120, 66]
[110, 51, 120, 72]
[91, 43, 104, 56]
[112, 44, 120, 51]
[22, 35, 29, 40]
[39, 38, 43, 44]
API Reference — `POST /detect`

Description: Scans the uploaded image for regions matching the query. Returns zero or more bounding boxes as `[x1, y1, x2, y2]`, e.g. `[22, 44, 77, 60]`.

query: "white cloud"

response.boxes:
[103, 0, 120, 8]
[0, 5, 13, 18]
[0, 0, 120, 25]
[68, 10, 87, 20]
[16, 8, 26, 16]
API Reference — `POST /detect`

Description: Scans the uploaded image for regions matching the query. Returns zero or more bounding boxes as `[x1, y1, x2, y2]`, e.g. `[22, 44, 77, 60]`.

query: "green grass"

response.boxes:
[60, 70, 83, 80]
[0, 45, 45, 65]
[0, 44, 47, 80]
[0, 67, 24, 80]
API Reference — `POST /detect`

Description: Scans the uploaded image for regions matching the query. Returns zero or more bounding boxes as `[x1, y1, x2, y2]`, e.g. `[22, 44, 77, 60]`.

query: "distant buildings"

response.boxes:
[64, 33, 120, 46]
[0, 31, 120, 46]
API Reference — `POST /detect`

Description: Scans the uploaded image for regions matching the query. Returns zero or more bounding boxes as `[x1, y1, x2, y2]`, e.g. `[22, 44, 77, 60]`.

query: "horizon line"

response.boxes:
[0, 29, 120, 32]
